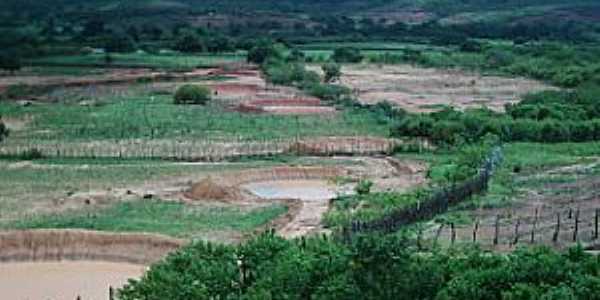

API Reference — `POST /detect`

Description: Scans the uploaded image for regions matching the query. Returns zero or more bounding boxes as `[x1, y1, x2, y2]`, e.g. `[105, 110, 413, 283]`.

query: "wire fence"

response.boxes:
[342, 146, 504, 237]
[0, 136, 404, 161]
[428, 205, 600, 250]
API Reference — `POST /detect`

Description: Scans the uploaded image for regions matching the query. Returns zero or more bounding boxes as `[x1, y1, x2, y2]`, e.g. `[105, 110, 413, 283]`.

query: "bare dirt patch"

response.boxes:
[235, 98, 336, 115]
[186, 177, 247, 202]
[310, 64, 555, 112]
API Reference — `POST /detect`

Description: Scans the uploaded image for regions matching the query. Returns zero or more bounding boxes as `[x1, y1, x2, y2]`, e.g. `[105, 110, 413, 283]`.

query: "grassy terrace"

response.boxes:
[27, 52, 247, 69]
[0, 200, 287, 239]
[0, 92, 390, 142]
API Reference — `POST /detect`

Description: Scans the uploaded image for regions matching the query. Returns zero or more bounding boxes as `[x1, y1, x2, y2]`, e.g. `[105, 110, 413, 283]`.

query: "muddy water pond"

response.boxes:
[0, 261, 144, 300]
[243, 180, 340, 201]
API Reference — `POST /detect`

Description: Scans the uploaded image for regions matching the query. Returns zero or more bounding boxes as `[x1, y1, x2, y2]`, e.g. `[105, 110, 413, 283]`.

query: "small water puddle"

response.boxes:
[243, 180, 340, 201]
[0, 261, 144, 300]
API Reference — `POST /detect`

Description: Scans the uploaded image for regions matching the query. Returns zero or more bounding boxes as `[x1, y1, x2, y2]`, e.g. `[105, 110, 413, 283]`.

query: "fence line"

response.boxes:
[343, 146, 503, 236]
[430, 206, 600, 250]
[0, 136, 411, 161]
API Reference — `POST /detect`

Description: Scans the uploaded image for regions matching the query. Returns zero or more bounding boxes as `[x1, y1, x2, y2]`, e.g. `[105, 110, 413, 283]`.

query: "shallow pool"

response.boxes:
[243, 180, 338, 201]
[0, 261, 144, 300]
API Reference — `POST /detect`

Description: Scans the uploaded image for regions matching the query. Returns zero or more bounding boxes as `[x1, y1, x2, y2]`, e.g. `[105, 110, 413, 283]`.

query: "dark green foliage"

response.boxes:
[17, 148, 44, 160]
[332, 47, 363, 63]
[0, 50, 21, 73]
[248, 41, 282, 64]
[119, 233, 600, 300]
[103, 31, 137, 53]
[287, 48, 305, 62]
[0, 117, 8, 142]
[173, 84, 212, 105]
[173, 31, 205, 53]
[394, 83, 600, 145]
[322, 62, 341, 83]
[460, 39, 483, 53]
[354, 179, 373, 195]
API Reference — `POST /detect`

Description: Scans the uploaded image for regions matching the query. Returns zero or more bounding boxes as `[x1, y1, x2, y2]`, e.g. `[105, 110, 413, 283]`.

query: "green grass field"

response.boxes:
[0, 199, 286, 239]
[1, 91, 390, 143]
[27, 52, 247, 69]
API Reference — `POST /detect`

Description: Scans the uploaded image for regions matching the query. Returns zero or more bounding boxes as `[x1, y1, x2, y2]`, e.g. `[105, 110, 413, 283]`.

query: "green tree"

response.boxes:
[332, 47, 363, 63]
[0, 116, 8, 142]
[322, 62, 341, 83]
[174, 84, 212, 105]
[173, 31, 205, 53]
[104, 31, 137, 53]
[247, 40, 282, 64]
[0, 51, 21, 74]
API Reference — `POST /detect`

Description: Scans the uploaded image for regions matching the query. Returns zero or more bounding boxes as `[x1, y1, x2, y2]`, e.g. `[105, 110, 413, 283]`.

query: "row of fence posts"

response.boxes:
[427, 208, 600, 248]
[342, 146, 503, 238]
[1, 136, 398, 161]
[74, 286, 114, 300]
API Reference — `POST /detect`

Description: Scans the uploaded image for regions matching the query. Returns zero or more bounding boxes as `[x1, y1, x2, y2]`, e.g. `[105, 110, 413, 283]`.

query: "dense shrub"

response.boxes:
[321, 62, 341, 83]
[354, 179, 373, 195]
[103, 31, 137, 53]
[332, 47, 363, 63]
[173, 85, 211, 105]
[264, 61, 318, 86]
[0, 50, 21, 74]
[18, 148, 44, 160]
[0, 117, 7, 142]
[248, 41, 283, 64]
[119, 233, 600, 300]
[394, 84, 600, 146]
[173, 31, 205, 53]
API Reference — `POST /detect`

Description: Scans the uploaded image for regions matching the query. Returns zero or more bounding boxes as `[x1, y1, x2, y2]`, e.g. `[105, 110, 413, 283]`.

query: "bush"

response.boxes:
[120, 233, 600, 300]
[173, 85, 212, 105]
[355, 180, 373, 195]
[322, 62, 341, 83]
[173, 31, 205, 53]
[0, 117, 8, 142]
[248, 41, 283, 64]
[19, 148, 44, 160]
[332, 47, 363, 63]
[0, 50, 21, 74]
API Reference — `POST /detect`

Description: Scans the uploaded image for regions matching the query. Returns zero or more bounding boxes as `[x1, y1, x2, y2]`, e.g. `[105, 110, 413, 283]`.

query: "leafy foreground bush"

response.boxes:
[0, 117, 7, 142]
[119, 233, 600, 300]
[174, 85, 212, 105]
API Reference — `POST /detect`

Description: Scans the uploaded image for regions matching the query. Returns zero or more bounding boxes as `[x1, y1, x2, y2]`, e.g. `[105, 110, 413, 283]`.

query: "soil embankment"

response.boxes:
[0, 229, 185, 265]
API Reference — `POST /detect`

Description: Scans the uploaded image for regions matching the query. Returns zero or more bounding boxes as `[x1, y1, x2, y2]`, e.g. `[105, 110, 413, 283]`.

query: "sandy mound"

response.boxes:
[185, 177, 243, 201]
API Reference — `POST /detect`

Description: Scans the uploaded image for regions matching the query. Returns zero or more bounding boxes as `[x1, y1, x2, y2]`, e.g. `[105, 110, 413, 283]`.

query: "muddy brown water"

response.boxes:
[0, 261, 144, 300]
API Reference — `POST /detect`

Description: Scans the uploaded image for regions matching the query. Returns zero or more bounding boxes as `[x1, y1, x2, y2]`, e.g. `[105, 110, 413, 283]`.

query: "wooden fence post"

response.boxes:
[512, 218, 521, 246]
[595, 208, 599, 240]
[568, 208, 573, 219]
[472, 220, 479, 243]
[450, 223, 456, 246]
[493, 215, 500, 246]
[531, 208, 538, 244]
[553, 213, 561, 243]
[433, 223, 444, 248]
[573, 209, 580, 242]
[417, 227, 423, 250]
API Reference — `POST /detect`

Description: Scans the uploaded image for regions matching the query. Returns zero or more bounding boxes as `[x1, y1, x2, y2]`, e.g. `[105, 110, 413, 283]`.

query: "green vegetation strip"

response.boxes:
[0, 200, 287, 239]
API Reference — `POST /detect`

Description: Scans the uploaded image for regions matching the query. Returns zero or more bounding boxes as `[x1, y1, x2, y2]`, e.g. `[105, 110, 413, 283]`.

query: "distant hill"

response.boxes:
[1, 0, 598, 44]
